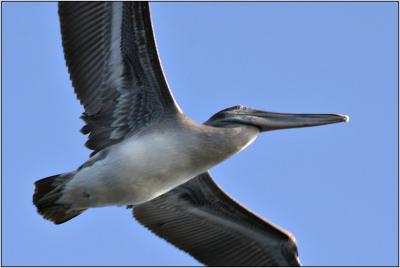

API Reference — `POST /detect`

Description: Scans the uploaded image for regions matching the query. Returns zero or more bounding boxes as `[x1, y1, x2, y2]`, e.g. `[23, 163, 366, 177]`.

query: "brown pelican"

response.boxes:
[33, 2, 348, 266]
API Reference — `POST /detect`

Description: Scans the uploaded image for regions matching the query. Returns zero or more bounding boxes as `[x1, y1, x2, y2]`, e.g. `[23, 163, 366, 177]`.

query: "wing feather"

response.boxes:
[59, 2, 180, 155]
[134, 173, 301, 266]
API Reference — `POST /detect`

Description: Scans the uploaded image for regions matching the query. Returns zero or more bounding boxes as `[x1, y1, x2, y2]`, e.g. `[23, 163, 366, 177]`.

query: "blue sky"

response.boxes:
[2, 2, 398, 266]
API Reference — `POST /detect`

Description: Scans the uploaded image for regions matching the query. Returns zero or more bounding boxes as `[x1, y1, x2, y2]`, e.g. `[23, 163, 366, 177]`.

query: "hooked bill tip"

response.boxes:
[341, 114, 350, 123]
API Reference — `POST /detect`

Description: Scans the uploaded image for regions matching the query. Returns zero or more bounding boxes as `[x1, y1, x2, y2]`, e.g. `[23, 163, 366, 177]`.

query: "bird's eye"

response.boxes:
[233, 105, 246, 110]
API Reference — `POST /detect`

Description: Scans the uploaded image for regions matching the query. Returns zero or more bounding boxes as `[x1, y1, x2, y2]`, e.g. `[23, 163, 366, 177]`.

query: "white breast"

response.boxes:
[61, 125, 258, 209]
[63, 132, 207, 208]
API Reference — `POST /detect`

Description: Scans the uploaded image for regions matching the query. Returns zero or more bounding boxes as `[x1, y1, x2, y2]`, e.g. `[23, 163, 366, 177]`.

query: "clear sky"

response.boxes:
[2, 2, 398, 266]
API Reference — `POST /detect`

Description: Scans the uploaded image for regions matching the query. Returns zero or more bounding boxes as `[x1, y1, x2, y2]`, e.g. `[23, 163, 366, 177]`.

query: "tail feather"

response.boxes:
[33, 173, 85, 224]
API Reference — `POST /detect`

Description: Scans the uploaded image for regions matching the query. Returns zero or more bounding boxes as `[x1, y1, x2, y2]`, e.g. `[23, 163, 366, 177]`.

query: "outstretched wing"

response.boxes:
[59, 2, 180, 156]
[134, 173, 301, 266]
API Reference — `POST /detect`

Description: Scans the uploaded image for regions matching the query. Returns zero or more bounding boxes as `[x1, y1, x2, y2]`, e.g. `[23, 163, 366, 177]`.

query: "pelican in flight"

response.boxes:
[33, 2, 348, 266]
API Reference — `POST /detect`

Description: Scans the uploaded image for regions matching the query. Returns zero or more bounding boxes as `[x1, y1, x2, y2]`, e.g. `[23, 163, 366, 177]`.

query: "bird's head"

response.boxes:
[205, 105, 349, 131]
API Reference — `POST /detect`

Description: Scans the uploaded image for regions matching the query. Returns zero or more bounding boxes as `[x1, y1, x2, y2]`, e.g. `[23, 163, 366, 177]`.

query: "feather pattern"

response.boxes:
[134, 173, 301, 266]
[59, 2, 180, 155]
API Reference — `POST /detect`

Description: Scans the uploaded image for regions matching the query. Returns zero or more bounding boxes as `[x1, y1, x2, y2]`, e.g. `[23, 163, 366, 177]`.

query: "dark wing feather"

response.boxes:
[59, 2, 180, 155]
[134, 173, 301, 266]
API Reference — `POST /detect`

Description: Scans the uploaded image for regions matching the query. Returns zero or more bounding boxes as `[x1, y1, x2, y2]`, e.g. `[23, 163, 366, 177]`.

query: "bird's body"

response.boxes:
[59, 114, 258, 209]
[33, 2, 348, 266]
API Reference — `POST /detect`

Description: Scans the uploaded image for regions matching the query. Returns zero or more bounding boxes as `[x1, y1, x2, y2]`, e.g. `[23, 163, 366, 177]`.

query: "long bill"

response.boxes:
[249, 110, 349, 132]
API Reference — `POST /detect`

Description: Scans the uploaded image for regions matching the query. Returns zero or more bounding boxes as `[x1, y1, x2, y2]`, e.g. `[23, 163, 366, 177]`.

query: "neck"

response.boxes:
[157, 114, 260, 167]
[197, 123, 260, 162]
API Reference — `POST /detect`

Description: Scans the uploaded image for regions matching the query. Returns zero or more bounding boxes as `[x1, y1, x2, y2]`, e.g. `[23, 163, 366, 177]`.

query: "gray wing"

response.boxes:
[59, 2, 180, 156]
[133, 173, 301, 266]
